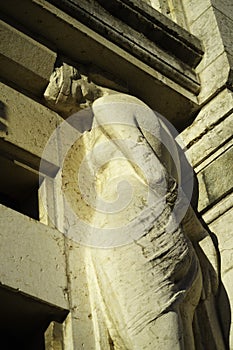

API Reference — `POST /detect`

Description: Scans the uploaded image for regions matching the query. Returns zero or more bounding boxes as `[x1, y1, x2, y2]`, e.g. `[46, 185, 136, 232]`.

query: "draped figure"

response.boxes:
[62, 93, 226, 349]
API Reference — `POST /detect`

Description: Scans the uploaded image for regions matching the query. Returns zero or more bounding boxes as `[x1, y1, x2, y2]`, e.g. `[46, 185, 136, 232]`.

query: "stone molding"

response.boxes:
[0, 19, 56, 96]
[0, 0, 202, 127]
[97, 0, 202, 66]
[48, 0, 202, 94]
[0, 204, 69, 312]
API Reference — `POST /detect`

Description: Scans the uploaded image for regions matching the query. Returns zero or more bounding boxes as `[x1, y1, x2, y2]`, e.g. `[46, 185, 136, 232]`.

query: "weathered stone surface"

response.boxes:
[0, 204, 68, 310]
[51, 93, 225, 349]
[197, 146, 233, 211]
[45, 322, 64, 350]
[44, 62, 113, 117]
[209, 205, 233, 274]
[40, 173, 98, 348]
[48, 0, 201, 96]
[0, 1, 233, 348]
[181, 88, 233, 147]
[186, 112, 233, 167]
[64, 243, 97, 349]
[203, 192, 233, 224]
[185, 4, 233, 103]
[0, 81, 62, 170]
[96, 0, 202, 65]
[209, 205, 233, 349]
[182, 0, 211, 25]
[180, 89, 233, 171]
[213, 8, 233, 58]
[198, 52, 231, 103]
[195, 138, 233, 174]
[190, 7, 224, 72]
[145, 0, 160, 11]
[0, 0, 201, 127]
[212, 0, 233, 22]
[166, 0, 189, 28]
[0, 19, 56, 96]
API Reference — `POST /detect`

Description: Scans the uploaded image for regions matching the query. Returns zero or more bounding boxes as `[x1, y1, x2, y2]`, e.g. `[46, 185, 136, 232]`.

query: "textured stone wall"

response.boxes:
[144, 0, 233, 347]
[0, 0, 232, 348]
[145, 0, 188, 28]
[179, 1, 233, 347]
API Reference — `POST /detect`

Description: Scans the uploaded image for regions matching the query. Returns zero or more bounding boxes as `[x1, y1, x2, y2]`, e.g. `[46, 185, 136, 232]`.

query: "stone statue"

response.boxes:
[61, 94, 226, 349]
[44, 66, 227, 349]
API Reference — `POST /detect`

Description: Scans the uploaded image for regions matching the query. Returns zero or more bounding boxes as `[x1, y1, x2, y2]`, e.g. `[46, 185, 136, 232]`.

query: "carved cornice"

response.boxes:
[47, 0, 203, 94]
[0, 0, 204, 127]
[84, 0, 203, 67]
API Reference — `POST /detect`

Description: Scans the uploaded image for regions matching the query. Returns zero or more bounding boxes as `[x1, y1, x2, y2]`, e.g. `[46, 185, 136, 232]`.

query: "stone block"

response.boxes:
[187, 6, 233, 102]
[210, 206, 233, 277]
[0, 82, 62, 169]
[197, 172, 210, 211]
[198, 52, 231, 104]
[203, 193, 233, 224]
[186, 112, 233, 167]
[63, 242, 96, 349]
[190, 7, 225, 72]
[197, 147, 233, 211]
[195, 138, 233, 175]
[209, 204, 233, 271]
[212, 0, 233, 22]
[213, 8, 233, 58]
[181, 88, 233, 147]
[147, 0, 161, 12]
[0, 204, 68, 310]
[165, 0, 188, 29]
[182, 0, 211, 25]
[0, 20, 56, 96]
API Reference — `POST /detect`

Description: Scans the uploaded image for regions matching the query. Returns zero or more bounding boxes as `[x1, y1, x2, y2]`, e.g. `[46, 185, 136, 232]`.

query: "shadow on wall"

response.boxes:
[218, 278, 231, 349]
[0, 101, 8, 133]
[172, 129, 231, 348]
[209, 229, 231, 349]
[193, 186, 231, 349]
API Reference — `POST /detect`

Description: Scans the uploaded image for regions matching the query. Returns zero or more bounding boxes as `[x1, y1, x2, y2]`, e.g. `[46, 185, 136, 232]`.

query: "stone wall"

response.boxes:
[179, 0, 233, 347]
[140, 2, 233, 346]
[0, 0, 232, 348]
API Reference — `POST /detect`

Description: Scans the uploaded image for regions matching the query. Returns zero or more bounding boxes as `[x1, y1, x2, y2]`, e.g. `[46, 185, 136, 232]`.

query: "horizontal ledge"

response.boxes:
[96, 0, 203, 66]
[0, 19, 56, 96]
[0, 0, 200, 127]
[0, 283, 68, 325]
[0, 204, 69, 310]
[47, 0, 201, 94]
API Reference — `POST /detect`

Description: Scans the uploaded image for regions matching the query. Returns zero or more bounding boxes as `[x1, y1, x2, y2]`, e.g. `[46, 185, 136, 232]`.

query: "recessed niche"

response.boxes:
[0, 285, 68, 350]
[0, 154, 39, 220]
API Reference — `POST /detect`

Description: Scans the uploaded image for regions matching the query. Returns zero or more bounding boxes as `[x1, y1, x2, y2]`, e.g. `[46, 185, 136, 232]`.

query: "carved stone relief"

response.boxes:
[44, 62, 115, 118]
[43, 66, 228, 349]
